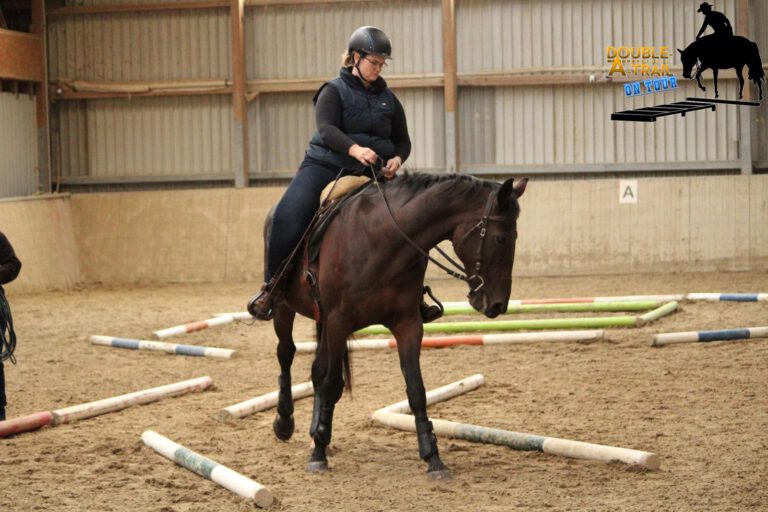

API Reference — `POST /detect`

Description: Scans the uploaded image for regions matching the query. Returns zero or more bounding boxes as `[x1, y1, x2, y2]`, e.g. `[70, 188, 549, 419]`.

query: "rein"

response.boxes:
[367, 163, 503, 297]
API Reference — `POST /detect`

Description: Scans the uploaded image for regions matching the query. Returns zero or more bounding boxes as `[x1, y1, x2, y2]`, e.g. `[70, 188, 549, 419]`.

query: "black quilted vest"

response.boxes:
[306, 68, 396, 171]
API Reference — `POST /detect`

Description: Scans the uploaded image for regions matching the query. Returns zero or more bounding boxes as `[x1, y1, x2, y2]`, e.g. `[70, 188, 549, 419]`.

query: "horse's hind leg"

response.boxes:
[736, 67, 745, 98]
[273, 304, 297, 441]
[712, 69, 719, 98]
[391, 319, 450, 480]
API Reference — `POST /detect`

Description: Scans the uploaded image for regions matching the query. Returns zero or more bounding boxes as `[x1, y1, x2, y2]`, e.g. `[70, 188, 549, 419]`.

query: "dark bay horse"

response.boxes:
[260, 172, 526, 479]
[678, 35, 764, 100]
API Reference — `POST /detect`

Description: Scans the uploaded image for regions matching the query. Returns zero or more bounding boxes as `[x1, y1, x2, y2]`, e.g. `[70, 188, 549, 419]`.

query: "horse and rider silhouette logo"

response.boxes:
[678, 2, 764, 100]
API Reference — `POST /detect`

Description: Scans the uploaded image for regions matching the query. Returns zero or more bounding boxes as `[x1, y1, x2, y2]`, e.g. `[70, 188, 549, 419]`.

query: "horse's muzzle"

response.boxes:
[484, 302, 507, 319]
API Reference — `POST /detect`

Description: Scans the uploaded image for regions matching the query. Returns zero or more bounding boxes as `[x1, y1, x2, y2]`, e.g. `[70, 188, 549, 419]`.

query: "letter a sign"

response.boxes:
[619, 179, 638, 204]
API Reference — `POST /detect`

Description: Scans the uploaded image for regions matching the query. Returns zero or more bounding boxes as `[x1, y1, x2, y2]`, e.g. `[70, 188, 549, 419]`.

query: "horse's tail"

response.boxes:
[747, 41, 765, 82]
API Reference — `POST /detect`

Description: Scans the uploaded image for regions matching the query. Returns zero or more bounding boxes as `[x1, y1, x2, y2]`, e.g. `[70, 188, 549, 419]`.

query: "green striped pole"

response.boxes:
[357, 315, 638, 335]
[371, 411, 660, 469]
[636, 301, 678, 326]
[142, 431, 273, 507]
[442, 300, 662, 315]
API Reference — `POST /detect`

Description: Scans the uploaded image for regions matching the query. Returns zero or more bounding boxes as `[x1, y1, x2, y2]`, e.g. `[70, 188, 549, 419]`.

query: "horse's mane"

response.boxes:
[385, 172, 494, 205]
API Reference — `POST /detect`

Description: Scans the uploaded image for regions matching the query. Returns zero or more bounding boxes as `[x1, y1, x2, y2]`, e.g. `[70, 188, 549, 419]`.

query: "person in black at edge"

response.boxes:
[248, 26, 442, 323]
[696, 2, 733, 39]
[0, 231, 22, 421]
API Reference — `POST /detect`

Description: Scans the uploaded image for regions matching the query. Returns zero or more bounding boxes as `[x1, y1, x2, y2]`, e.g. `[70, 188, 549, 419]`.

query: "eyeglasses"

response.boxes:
[364, 57, 388, 69]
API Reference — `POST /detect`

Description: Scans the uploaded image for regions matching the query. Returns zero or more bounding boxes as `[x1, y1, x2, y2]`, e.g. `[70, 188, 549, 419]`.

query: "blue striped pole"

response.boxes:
[142, 431, 273, 507]
[651, 326, 768, 346]
[90, 335, 235, 359]
[686, 293, 768, 302]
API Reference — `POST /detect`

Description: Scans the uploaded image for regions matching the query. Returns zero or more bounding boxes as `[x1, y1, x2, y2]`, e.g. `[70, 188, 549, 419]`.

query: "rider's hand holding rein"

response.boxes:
[382, 156, 402, 179]
[348, 143, 378, 166]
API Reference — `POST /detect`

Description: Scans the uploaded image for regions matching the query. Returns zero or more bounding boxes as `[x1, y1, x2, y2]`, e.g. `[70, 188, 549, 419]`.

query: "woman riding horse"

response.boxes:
[248, 26, 441, 323]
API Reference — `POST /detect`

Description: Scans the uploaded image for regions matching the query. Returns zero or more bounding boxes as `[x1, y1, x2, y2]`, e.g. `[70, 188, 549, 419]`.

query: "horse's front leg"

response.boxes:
[712, 68, 719, 98]
[695, 68, 706, 92]
[391, 318, 451, 480]
[307, 318, 347, 472]
[273, 304, 297, 441]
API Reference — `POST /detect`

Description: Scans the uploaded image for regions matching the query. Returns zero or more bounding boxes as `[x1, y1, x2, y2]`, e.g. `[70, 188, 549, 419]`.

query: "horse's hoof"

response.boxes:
[427, 469, 453, 481]
[306, 460, 330, 473]
[273, 414, 295, 441]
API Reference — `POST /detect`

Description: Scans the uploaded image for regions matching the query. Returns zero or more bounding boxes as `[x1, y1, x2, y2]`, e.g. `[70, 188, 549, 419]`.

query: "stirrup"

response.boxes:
[420, 286, 444, 323]
[247, 283, 275, 321]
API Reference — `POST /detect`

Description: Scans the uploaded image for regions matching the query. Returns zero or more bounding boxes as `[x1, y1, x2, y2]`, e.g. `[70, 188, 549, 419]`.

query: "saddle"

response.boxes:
[307, 176, 374, 264]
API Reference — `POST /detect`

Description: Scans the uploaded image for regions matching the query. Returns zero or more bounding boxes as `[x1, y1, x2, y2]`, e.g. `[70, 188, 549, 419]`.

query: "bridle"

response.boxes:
[452, 194, 507, 297]
[369, 163, 508, 299]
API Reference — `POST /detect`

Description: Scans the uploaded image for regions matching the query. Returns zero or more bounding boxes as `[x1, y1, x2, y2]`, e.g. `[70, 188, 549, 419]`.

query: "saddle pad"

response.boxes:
[320, 176, 372, 204]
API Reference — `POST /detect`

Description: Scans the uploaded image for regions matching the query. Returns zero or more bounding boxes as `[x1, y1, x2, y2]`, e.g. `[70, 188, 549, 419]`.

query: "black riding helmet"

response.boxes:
[348, 26, 392, 59]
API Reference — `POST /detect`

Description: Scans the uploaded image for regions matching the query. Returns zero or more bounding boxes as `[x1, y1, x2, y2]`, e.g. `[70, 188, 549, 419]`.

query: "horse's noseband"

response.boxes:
[454, 193, 507, 299]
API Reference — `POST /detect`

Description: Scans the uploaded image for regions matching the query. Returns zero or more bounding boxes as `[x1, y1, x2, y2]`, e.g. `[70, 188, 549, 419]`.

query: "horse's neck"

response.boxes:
[399, 184, 488, 251]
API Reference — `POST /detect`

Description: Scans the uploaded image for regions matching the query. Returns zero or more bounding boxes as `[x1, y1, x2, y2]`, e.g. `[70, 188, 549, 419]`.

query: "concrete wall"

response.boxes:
[69, 188, 280, 284]
[2, 175, 766, 292]
[0, 195, 81, 293]
[516, 176, 768, 275]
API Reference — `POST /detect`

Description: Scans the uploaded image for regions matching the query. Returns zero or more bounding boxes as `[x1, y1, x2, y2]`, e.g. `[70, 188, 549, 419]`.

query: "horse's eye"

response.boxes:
[494, 235, 508, 246]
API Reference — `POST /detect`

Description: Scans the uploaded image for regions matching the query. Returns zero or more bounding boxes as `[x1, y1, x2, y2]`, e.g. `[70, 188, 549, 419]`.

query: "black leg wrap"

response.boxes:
[416, 420, 439, 461]
[312, 406, 335, 446]
[276, 375, 293, 418]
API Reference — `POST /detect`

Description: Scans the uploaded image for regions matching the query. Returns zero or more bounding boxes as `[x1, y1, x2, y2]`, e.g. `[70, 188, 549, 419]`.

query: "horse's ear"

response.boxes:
[678, 48, 684, 55]
[513, 177, 528, 198]
[497, 177, 527, 208]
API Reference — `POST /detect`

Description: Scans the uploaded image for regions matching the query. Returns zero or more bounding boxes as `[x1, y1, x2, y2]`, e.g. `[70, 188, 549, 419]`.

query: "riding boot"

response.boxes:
[420, 301, 443, 323]
[247, 279, 277, 321]
[420, 286, 444, 323]
[0, 406, 5, 421]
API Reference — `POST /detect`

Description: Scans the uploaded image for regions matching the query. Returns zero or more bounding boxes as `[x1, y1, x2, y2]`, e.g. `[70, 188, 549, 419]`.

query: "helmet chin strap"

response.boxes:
[353, 52, 375, 85]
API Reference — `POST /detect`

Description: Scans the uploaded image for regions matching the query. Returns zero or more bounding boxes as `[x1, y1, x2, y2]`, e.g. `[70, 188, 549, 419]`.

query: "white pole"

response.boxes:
[651, 326, 768, 346]
[90, 335, 235, 359]
[214, 312, 253, 320]
[293, 330, 604, 354]
[153, 315, 234, 339]
[141, 430, 273, 507]
[381, 374, 485, 414]
[218, 381, 314, 420]
[51, 376, 213, 425]
[371, 410, 660, 470]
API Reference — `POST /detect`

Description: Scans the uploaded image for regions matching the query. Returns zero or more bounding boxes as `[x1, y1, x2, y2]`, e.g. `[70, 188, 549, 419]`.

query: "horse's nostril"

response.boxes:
[487, 302, 506, 318]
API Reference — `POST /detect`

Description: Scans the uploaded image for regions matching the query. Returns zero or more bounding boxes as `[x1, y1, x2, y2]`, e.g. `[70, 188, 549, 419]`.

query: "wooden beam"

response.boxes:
[246, 73, 443, 96]
[231, 0, 249, 188]
[245, 0, 368, 5]
[0, 29, 42, 81]
[46, 0, 367, 16]
[51, 86, 233, 101]
[736, 0, 752, 174]
[442, 0, 458, 173]
[32, 0, 51, 194]
[48, 1, 227, 16]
